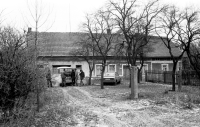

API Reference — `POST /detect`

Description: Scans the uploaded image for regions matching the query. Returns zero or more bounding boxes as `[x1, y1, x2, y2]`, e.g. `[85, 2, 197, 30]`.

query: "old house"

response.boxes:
[31, 31, 182, 79]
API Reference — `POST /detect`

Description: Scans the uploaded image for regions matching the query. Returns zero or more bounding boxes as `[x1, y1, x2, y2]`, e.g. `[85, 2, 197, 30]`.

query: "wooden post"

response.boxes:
[164, 71, 166, 83]
[130, 66, 138, 99]
[178, 71, 182, 91]
[145, 71, 147, 82]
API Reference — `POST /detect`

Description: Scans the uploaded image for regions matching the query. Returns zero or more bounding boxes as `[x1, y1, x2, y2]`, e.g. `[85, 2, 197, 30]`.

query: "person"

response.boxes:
[61, 69, 66, 87]
[46, 69, 52, 87]
[79, 70, 85, 86]
[71, 69, 76, 86]
[74, 69, 79, 86]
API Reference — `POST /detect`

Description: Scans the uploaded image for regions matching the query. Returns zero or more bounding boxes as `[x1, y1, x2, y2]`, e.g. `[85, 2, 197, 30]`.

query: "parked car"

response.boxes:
[103, 72, 121, 85]
[57, 67, 75, 86]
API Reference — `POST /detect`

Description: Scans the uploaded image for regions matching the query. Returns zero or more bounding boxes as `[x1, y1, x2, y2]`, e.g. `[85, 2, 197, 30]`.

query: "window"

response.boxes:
[108, 64, 116, 72]
[52, 65, 71, 74]
[76, 65, 82, 71]
[142, 64, 148, 73]
[95, 64, 102, 76]
[161, 64, 168, 71]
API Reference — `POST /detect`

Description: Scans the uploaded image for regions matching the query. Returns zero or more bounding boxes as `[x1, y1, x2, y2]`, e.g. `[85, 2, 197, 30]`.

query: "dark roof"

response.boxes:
[145, 36, 182, 58]
[31, 32, 182, 58]
[36, 32, 87, 56]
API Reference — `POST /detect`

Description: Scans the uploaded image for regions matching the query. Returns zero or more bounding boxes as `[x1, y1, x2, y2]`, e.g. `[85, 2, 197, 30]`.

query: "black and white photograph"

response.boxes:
[1, 0, 200, 126]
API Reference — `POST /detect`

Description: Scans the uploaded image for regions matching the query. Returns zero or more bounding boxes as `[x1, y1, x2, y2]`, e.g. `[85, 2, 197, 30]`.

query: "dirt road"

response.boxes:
[62, 86, 200, 127]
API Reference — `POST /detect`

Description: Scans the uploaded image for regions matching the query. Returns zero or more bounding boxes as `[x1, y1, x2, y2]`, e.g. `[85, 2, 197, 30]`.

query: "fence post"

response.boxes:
[163, 71, 166, 83]
[178, 71, 182, 91]
[145, 71, 147, 82]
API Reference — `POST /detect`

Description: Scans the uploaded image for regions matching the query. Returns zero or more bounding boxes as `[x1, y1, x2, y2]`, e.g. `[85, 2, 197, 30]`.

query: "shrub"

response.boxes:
[0, 27, 44, 121]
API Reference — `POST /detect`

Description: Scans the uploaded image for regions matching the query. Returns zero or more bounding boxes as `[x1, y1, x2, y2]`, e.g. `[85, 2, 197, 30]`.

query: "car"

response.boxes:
[103, 72, 121, 85]
[57, 67, 75, 87]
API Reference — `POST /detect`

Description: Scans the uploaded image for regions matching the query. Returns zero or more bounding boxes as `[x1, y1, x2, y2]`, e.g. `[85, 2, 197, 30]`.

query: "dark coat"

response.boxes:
[79, 71, 85, 80]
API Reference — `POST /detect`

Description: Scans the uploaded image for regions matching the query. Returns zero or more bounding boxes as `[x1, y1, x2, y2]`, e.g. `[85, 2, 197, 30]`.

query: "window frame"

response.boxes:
[108, 64, 116, 73]
[95, 64, 102, 76]
[142, 64, 148, 73]
[161, 64, 169, 71]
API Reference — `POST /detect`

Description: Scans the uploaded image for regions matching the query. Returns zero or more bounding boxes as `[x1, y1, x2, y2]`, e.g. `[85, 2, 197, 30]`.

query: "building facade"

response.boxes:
[34, 32, 182, 78]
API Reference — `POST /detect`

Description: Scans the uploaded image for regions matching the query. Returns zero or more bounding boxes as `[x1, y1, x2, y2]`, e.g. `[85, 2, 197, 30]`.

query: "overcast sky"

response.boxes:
[0, 0, 200, 32]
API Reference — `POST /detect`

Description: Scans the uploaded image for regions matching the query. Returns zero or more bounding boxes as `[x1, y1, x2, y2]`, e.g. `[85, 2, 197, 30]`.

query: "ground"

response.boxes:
[37, 81, 200, 127]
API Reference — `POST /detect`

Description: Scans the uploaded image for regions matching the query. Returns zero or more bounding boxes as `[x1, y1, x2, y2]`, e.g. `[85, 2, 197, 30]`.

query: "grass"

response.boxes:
[82, 81, 200, 109]
[2, 80, 200, 126]
[1, 88, 75, 127]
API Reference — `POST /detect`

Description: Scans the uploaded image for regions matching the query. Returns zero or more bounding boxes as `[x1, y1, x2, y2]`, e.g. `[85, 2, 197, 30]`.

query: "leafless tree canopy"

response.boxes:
[109, 0, 166, 65]
[0, 27, 41, 118]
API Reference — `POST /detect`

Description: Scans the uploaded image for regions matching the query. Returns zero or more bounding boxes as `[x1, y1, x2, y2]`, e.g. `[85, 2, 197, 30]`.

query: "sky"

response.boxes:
[0, 0, 200, 32]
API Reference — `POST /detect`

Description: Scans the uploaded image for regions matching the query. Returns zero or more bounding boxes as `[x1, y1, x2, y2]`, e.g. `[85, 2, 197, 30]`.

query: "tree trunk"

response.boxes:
[100, 63, 105, 89]
[130, 66, 138, 99]
[138, 69, 141, 83]
[172, 61, 178, 91]
[129, 71, 131, 88]
[178, 71, 182, 91]
[88, 70, 92, 85]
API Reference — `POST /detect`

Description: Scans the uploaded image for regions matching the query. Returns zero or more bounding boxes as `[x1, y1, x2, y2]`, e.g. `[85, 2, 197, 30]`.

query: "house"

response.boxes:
[28, 31, 183, 79]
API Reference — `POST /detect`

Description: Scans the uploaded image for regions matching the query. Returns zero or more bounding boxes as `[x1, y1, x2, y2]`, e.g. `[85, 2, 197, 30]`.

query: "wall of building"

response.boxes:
[40, 58, 182, 78]
[48, 60, 91, 77]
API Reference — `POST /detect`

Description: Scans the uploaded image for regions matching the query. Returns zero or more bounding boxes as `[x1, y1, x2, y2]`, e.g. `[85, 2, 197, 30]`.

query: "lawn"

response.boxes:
[83, 80, 200, 110]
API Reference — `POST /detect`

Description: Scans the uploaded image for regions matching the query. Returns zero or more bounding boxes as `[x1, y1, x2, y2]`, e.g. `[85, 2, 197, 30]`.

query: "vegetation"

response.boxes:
[156, 6, 200, 91]
[0, 27, 45, 122]
[81, 11, 118, 89]
[70, 34, 96, 86]
[0, 0, 200, 126]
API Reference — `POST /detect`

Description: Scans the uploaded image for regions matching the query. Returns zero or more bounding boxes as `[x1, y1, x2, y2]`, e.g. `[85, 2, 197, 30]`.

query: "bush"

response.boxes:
[0, 27, 44, 121]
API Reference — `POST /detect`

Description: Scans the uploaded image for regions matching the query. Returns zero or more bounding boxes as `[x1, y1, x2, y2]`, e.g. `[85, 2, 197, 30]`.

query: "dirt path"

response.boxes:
[61, 86, 190, 127]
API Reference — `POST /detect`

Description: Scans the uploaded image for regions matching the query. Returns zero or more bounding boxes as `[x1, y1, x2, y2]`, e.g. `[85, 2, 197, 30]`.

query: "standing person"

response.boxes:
[46, 69, 52, 87]
[61, 69, 66, 87]
[71, 69, 75, 86]
[79, 70, 85, 86]
[74, 69, 79, 86]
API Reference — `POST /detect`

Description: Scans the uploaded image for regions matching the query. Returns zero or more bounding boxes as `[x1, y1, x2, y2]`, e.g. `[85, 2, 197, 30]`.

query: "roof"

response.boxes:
[144, 36, 182, 58]
[29, 32, 182, 58]
[35, 32, 87, 56]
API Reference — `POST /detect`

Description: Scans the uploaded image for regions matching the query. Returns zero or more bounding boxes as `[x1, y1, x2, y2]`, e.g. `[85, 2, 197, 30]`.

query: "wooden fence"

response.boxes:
[182, 70, 200, 86]
[145, 70, 200, 86]
[145, 70, 178, 84]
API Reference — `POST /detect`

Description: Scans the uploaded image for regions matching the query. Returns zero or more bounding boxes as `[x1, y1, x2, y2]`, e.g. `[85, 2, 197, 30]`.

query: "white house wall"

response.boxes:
[48, 61, 91, 77]
[41, 59, 182, 77]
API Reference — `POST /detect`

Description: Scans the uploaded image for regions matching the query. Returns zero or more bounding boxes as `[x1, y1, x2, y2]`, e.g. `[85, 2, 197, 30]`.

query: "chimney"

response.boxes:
[28, 27, 32, 33]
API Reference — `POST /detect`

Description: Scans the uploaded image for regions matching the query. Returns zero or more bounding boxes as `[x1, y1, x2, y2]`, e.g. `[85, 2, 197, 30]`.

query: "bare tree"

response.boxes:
[83, 11, 117, 89]
[70, 35, 95, 86]
[187, 42, 200, 79]
[137, 43, 155, 83]
[156, 6, 200, 91]
[109, 0, 166, 98]
[179, 9, 200, 80]
[25, 0, 54, 112]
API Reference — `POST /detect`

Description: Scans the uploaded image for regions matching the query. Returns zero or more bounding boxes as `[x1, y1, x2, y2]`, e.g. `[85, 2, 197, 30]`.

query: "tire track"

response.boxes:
[62, 87, 167, 127]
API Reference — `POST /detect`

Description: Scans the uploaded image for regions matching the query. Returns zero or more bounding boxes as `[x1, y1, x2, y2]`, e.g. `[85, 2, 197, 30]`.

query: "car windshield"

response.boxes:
[57, 67, 73, 73]
[104, 72, 115, 76]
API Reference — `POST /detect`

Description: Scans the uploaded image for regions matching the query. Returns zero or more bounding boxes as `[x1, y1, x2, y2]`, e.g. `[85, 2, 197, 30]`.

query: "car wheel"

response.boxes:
[114, 80, 117, 85]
